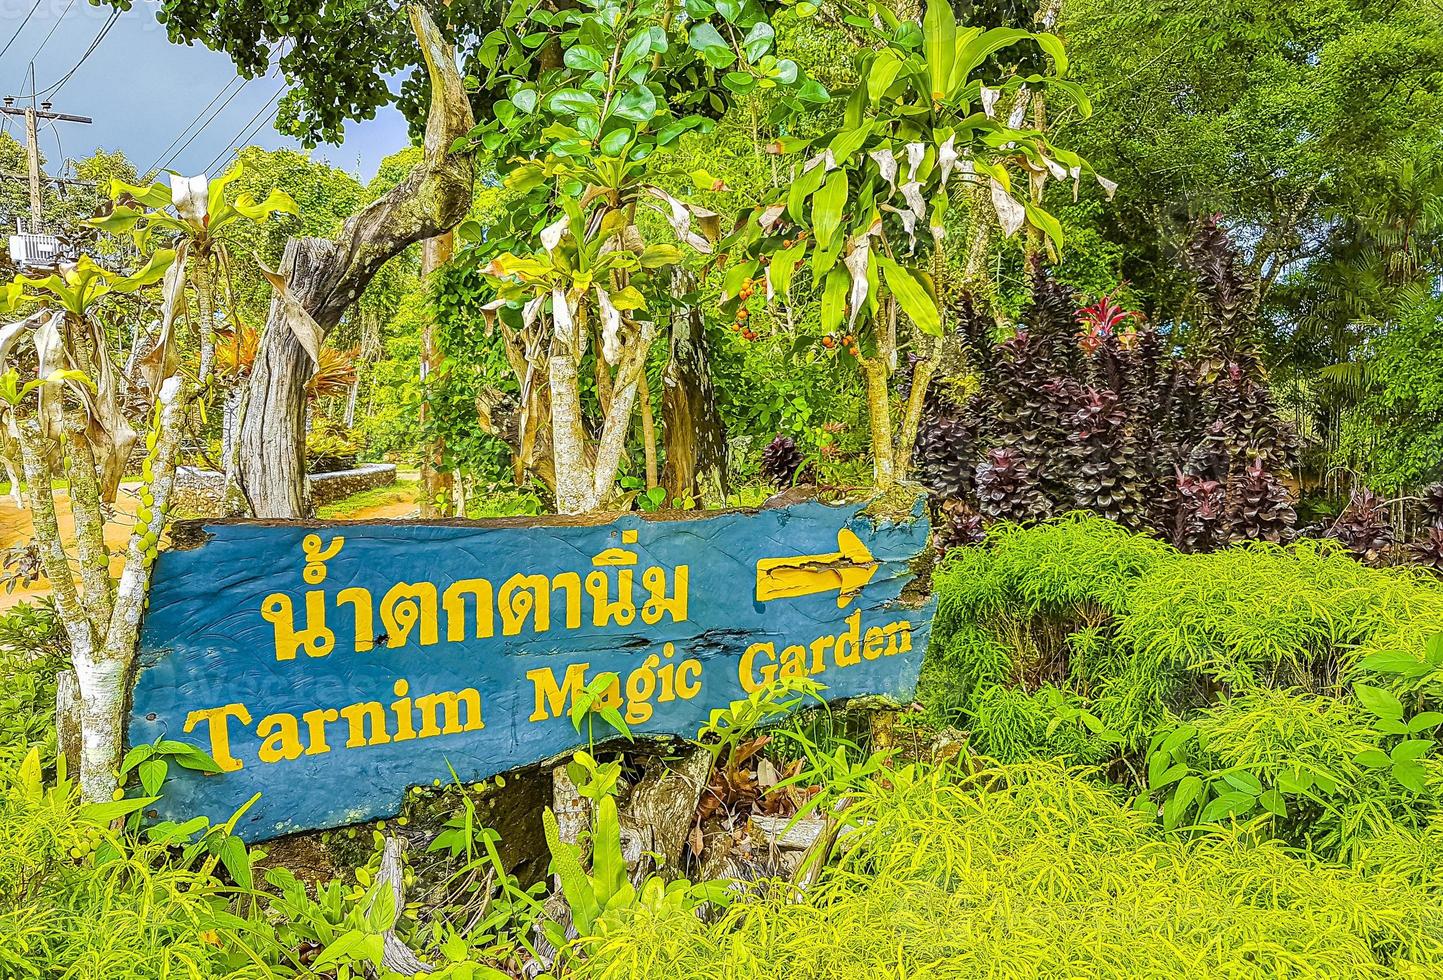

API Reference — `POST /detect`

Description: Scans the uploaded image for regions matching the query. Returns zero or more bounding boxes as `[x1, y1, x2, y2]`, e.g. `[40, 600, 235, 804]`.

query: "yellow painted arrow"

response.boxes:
[755, 528, 880, 609]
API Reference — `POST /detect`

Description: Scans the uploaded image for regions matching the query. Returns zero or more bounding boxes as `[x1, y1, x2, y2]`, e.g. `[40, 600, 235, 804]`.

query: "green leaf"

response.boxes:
[723, 72, 757, 95]
[867, 50, 902, 103]
[216, 834, 253, 890]
[1358, 649, 1429, 676]
[1391, 739, 1434, 765]
[1354, 682, 1405, 722]
[1033, 32, 1068, 76]
[689, 24, 735, 69]
[564, 44, 605, 72]
[1025, 202, 1065, 255]
[547, 89, 599, 116]
[1393, 760, 1428, 794]
[513, 88, 538, 114]
[1151, 763, 1189, 790]
[1163, 775, 1203, 831]
[1047, 78, 1092, 118]
[1220, 769, 1263, 796]
[768, 240, 807, 303]
[1258, 788, 1287, 817]
[922, 0, 956, 100]
[1408, 711, 1443, 732]
[1199, 791, 1255, 823]
[821, 266, 848, 332]
[877, 255, 941, 336]
[137, 758, 168, 796]
[1354, 748, 1392, 770]
[742, 23, 775, 61]
[640, 244, 684, 268]
[79, 796, 158, 825]
[614, 85, 658, 123]
[599, 128, 632, 156]
[812, 170, 848, 250]
[953, 27, 1031, 90]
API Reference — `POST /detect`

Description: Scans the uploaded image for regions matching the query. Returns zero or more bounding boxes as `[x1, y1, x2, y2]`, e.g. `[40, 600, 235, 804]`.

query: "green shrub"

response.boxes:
[574, 762, 1443, 979]
[0, 600, 67, 756]
[0, 749, 262, 980]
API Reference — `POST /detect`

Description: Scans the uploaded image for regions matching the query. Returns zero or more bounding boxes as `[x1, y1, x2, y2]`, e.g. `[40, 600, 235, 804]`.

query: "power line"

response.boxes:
[26, 8, 120, 102]
[142, 76, 246, 177]
[0, 0, 44, 64]
[152, 77, 254, 176]
[26, 0, 77, 68]
[201, 84, 286, 176]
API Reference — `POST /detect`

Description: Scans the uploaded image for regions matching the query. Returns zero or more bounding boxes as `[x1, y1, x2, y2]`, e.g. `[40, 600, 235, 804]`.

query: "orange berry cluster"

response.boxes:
[821, 333, 858, 357]
[733, 275, 759, 341]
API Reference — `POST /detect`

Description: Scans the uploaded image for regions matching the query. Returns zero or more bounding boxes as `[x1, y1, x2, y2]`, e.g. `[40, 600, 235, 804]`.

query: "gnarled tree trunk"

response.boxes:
[233, 4, 475, 517]
[661, 303, 728, 504]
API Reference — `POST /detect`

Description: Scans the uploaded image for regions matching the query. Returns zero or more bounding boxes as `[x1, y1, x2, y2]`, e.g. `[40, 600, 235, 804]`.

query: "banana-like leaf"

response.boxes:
[923, 0, 956, 100]
[1033, 32, 1068, 77]
[85, 204, 146, 236]
[233, 188, 299, 223]
[111, 249, 178, 295]
[820, 266, 849, 333]
[812, 170, 848, 250]
[108, 178, 172, 209]
[954, 28, 1031, 93]
[878, 255, 942, 336]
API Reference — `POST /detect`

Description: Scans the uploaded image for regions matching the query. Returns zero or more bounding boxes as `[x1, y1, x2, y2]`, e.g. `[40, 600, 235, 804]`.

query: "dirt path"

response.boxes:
[0, 482, 148, 612]
[0, 479, 420, 611]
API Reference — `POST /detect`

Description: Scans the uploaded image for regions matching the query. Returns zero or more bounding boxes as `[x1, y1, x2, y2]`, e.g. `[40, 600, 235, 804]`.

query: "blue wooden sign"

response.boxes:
[130, 500, 933, 840]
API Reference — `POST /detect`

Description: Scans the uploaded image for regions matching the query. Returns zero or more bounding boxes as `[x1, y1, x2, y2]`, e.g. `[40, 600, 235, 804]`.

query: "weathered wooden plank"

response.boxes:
[130, 499, 933, 840]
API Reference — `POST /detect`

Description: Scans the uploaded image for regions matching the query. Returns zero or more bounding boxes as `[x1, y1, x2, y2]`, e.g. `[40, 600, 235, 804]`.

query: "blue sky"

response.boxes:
[0, 0, 411, 182]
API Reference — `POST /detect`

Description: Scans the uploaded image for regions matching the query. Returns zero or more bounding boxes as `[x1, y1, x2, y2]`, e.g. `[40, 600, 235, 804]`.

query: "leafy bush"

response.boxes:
[918, 221, 1298, 551]
[0, 600, 67, 756]
[573, 761, 1443, 979]
[0, 749, 259, 980]
[926, 516, 1443, 856]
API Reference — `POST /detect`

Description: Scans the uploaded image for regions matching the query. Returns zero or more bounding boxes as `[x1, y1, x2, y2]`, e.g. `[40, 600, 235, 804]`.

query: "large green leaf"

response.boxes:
[564, 44, 605, 72]
[867, 50, 902, 103]
[768, 240, 807, 303]
[613, 85, 658, 123]
[689, 24, 735, 69]
[953, 27, 1031, 92]
[922, 0, 956, 100]
[1033, 32, 1068, 76]
[820, 266, 849, 332]
[877, 255, 940, 336]
[812, 170, 848, 250]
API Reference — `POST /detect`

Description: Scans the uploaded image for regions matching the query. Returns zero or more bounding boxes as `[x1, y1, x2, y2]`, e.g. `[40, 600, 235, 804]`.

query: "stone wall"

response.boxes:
[171, 463, 397, 517]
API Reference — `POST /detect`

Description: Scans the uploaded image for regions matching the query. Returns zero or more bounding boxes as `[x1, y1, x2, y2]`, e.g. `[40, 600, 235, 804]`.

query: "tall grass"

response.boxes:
[926, 517, 1443, 746]
[575, 762, 1443, 979]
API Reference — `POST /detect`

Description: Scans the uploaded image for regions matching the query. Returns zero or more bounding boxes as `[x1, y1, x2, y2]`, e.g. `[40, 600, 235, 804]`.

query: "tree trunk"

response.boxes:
[234, 237, 328, 518]
[661, 304, 728, 504]
[861, 357, 896, 489]
[233, 4, 474, 518]
[420, 231, 455, 517]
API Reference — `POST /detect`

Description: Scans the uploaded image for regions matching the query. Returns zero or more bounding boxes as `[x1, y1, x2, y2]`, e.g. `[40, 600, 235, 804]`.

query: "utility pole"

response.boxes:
[1, 92, 93, 233]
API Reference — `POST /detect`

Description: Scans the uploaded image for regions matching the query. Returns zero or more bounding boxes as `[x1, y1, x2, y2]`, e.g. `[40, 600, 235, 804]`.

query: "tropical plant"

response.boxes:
[727, 0, 1100, 489]
[0, 164, 293, 803]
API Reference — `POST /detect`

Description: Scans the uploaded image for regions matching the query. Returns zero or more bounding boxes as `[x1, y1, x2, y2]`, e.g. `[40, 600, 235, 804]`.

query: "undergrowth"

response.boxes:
[924, 515, 1443, 859]
[575, 761, 1443, 979]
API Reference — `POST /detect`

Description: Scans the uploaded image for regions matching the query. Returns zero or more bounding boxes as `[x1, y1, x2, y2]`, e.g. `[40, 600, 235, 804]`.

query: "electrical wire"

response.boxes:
[27, 7, 120, 101]
[200, 83, 286, 175]
[142, 76, 246, 177]
[26, 0, 77, 68]
[152, 77, 254, 175]
[0, 0, 44, 64]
